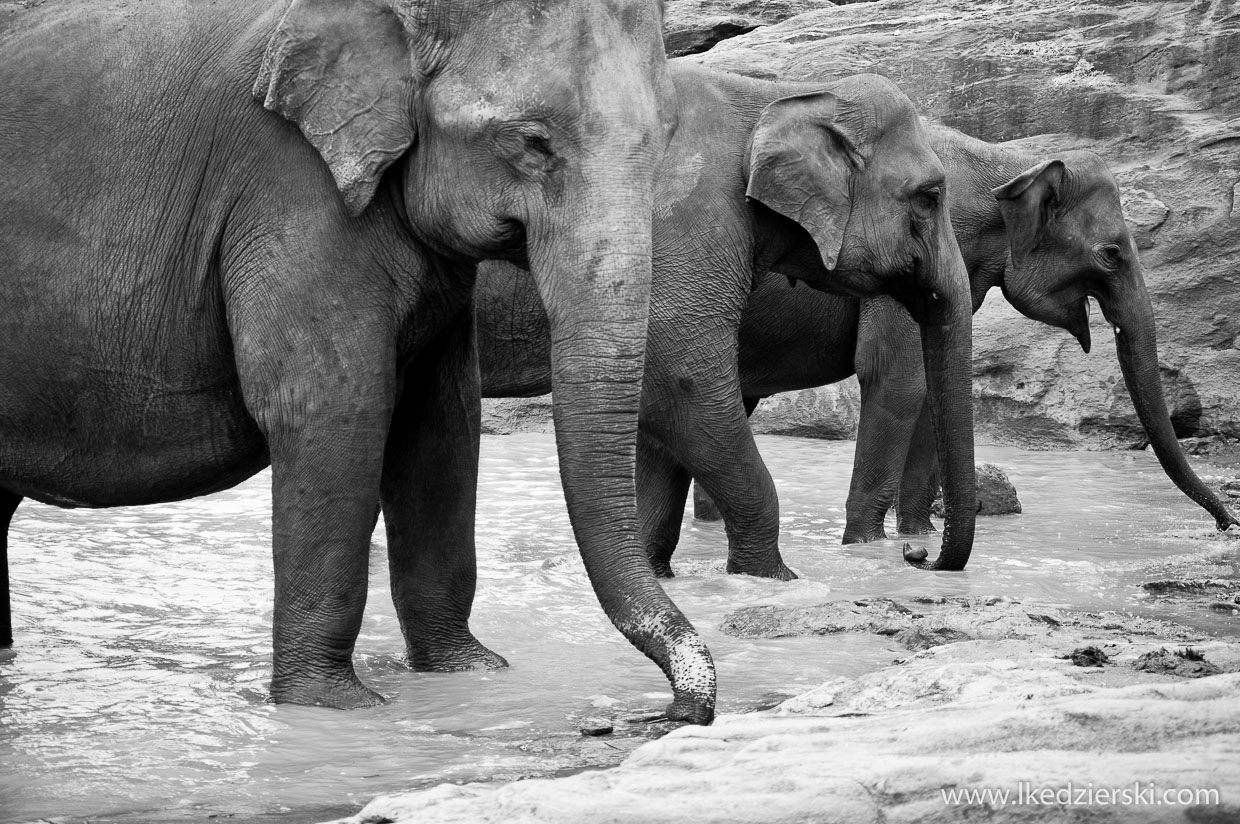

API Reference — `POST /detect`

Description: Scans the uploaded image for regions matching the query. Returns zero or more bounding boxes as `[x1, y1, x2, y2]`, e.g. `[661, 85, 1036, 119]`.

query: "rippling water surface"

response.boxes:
[2, 435, 1237, 822]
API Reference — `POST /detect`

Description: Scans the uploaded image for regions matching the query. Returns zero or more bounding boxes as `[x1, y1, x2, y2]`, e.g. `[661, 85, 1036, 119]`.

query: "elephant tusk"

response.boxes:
[931, 291, 939, 300]
[1114, 325, 1122, 336]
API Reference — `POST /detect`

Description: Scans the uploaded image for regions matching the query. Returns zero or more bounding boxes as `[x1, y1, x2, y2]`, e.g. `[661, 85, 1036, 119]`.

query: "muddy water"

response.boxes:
[1, 435, 1237, 822]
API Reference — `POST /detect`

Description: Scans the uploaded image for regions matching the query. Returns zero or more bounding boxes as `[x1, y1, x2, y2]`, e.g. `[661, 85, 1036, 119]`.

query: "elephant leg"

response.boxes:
[691, 396, 760, 523]
[669, 403, 792, 581]
[642, 314, 790, 579]
[895, 402, 940, 535]
[843, 296, 925, 544]
[639, 430, 693, 578]
[1, 490, 20, 647]
[234, 303, 396, 708]
[381, 307, 505, 671]
[264, 412, 391, 708]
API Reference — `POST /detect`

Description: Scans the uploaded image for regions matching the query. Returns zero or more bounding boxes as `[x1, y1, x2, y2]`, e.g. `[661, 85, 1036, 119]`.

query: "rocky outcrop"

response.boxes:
[662, 0, 836, 56]
[683, 0, 1240, 450]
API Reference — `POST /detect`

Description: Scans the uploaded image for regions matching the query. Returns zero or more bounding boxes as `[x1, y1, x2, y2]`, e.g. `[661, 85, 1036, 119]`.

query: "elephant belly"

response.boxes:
[0, 352, 268, 509]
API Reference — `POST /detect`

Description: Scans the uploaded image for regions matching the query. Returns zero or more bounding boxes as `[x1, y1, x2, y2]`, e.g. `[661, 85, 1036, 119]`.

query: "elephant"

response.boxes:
[478, 62, 981, 580]
[816, 124, 1240, 543]
[0, 0, 719, 723]
[659, 123, 1240, 573]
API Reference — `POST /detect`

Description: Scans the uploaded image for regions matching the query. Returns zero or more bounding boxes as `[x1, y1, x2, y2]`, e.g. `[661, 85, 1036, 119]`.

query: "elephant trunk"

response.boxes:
[1106, 277, 1238, 531]
[527, 203, 716, 725]
[903, 228, 977, 570]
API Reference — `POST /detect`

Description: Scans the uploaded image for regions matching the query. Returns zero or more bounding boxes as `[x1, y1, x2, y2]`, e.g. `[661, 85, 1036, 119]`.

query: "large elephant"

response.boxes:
[668, 124, 1239, 571]
[479, 63, 980, 579]
[0, 0, 718, 723]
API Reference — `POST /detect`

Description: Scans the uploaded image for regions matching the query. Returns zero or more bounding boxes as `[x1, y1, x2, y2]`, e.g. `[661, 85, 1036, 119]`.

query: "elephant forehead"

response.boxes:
[653, 152, 706, 219]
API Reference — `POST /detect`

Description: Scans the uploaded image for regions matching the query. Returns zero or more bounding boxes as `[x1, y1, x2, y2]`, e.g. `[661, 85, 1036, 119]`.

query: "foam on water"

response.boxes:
[1, 435, 1236, 821]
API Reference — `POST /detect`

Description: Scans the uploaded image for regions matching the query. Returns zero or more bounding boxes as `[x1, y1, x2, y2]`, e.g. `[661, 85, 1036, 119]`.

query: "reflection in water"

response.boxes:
[1, 435, 1237, 821]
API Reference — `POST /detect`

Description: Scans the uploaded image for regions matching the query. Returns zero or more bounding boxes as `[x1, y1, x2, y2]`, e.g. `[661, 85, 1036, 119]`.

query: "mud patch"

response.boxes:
[1134, 646, 1224, 678]
[1066, 646, 1111, 667]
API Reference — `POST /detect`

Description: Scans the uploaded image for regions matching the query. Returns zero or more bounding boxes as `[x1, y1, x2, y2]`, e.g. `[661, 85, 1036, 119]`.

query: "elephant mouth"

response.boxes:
[1070, 297, 1092, 354]
[1072, 321, 1092, 354]
[1056, 293, 1086, 351]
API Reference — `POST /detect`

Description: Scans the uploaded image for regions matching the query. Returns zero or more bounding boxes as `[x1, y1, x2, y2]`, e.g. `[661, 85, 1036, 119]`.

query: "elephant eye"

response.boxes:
[522, 130, 555, 159]
[497, 121, 560, 176]
[911, 186, 941, 218]
[1096, 244, 1123, 270]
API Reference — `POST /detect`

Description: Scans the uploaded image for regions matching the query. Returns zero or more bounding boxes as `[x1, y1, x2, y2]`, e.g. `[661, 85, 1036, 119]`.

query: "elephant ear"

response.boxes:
[254, 0, 416, 217]
[746, 91, 865, 271]
[992, 159, 1066, 270]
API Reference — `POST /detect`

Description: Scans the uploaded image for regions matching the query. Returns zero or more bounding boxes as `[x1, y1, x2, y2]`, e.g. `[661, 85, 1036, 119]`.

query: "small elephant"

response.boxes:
[0, 0, 717, 722]
[840, 125, 1240, 542]
[707, 124, 1239, 569]
[478, 63, 981, 578]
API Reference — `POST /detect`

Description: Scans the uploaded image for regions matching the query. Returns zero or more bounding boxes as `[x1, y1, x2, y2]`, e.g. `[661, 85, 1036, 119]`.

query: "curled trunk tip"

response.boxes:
[902, 541, 969, 571]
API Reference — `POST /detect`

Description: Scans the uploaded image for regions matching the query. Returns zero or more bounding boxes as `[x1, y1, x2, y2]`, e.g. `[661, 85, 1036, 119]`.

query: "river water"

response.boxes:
[2, 435, 1238, 822]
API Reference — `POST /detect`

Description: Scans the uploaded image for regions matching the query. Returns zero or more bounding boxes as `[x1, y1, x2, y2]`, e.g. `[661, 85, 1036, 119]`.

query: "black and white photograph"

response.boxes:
[1, 0, 1237, 821]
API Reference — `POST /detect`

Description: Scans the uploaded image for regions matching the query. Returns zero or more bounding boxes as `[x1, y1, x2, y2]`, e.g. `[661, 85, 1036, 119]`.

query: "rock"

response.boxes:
[1121, 186, 1170, 250]
[685, 0, 1240, 450]
[580, 718, 615, 737]
[1142, 579, 1240, 596]
[1141, 578, 1240, 619]
[664, 17, 760, 57]
[663, 0, 835, 57]
[747, 377, 860, 439]
[931, 462, 1022, 517]
[480, 397, 553, 435]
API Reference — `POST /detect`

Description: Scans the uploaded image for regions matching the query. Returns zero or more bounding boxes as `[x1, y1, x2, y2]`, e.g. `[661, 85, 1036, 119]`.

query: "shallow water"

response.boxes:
[2, 435, 1237, 822]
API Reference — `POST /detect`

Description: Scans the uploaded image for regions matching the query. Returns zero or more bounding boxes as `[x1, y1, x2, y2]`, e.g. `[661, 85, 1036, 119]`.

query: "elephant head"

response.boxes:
[994, 154, 1238, 531]
[747, 74, 977, 570]
[253, 0, 716, 722]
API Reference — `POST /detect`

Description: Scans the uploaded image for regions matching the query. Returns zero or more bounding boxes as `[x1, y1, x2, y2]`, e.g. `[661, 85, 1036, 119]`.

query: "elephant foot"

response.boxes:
[270, 671, 386, 709]
[726, 555, 797, 581]
[896, 516, 937, 535]
[648, 553, 675, 579]
[407, 637, 509, 672]
[841, 524, 888, 544]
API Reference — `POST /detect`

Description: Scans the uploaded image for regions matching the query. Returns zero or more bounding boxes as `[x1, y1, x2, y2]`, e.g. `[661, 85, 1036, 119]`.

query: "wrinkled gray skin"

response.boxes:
[0, 0, 719, 723]
[657, 124, 1239, 570]
[479, 64, 979, 579]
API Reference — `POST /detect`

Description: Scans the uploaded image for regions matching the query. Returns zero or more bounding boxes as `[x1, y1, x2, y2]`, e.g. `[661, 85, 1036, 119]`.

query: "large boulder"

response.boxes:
[685, 0, 1240, 449]
[930, 462, 1022, 517]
